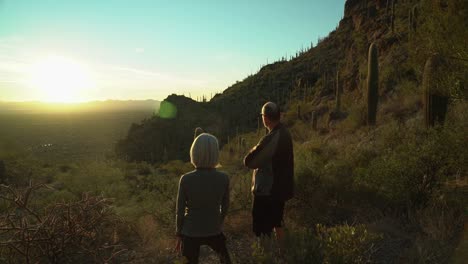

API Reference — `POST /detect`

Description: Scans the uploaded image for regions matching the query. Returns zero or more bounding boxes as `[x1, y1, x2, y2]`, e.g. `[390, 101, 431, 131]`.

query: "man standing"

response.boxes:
[244, 102, 294, 239]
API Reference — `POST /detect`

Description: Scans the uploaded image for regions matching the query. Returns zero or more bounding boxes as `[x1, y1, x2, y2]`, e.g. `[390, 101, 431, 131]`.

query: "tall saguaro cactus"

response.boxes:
[408, 8, 413, 39]
[297, 105, 301, 120]
[408, 5, 418, 38]
[194, 127, 204, 139]
[257, 116, 261, 136]
[391, 0, 396, 33]
[411, 6, 418, 32]
[311, 111, 318, 131]
[367, 43, 379, 126]
[335, 70, 341, 112]
[0, 160, 6, 184]
[423, 55, 448, 128]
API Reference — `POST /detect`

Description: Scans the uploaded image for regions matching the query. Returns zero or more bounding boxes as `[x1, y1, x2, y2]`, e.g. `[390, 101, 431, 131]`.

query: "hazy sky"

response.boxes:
[0, 0, 344, 102]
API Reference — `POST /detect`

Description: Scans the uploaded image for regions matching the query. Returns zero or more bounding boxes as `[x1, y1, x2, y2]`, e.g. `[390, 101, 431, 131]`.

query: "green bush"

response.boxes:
[251, 225, 381, 264]
[317, 224, 382, 264]
[56, 161, 130, 202]
[355, 122, 466, 209]
[283, 228, 324, 264]
[251, 229, 323, 264]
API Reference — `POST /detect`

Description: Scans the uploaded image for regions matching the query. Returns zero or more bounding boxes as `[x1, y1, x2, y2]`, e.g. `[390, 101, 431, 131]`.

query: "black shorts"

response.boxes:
[252, 195, 285, 237]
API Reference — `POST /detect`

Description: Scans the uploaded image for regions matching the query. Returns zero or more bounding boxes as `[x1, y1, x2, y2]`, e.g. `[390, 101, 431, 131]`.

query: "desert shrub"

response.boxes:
[118, 160, 191, 233]
[355, 121, 466, 210]
[0, 185, 127, 263]
[322, 159, 354, 194]
[282, 228, 324, 264]
[317, 224, 382, 264]
[158, 160, 193, 177]
[251, 225, 381, 264]
[380, 83, 421, 124]
[292, 140, 367, 225]
[55, 161, 130, 202]
[251, 237, 277, 264]
[136, 162, 153, 176]
[252, 228, 323, 264]
[337, 99, 366, 132]
[294, 143, 325, 188]
[404, 236, 454, 264]
[1, 157, 58, 186]
[229, 171, 253, 212]
[290, 144, 328, 224]
[290, 120, 316, 142]
[415, 197, 464, 242]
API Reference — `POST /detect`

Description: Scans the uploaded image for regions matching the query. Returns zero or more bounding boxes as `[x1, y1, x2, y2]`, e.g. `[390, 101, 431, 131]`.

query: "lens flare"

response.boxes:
[158, 101, 177, 119]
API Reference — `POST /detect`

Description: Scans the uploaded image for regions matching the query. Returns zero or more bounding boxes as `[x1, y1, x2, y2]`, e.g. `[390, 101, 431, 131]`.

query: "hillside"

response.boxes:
[118, 0, 467, 163]
[116, 95, 224, 162]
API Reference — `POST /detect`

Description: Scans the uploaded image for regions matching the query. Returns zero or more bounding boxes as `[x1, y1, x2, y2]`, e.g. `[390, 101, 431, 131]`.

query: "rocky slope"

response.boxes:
[118, 0, 466, 163]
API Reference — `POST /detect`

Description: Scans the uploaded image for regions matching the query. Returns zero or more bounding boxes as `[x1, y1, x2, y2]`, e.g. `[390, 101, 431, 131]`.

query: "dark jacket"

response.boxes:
[244, 123, 294, 201]
[176, 169, 230, 237]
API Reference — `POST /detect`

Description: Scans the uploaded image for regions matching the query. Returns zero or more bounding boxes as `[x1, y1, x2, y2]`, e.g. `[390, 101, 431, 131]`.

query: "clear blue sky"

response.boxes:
[0, 0, 345, 102]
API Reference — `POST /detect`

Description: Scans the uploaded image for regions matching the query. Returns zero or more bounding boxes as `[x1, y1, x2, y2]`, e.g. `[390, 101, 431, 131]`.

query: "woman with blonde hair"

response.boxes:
[175, 133, 231, 264]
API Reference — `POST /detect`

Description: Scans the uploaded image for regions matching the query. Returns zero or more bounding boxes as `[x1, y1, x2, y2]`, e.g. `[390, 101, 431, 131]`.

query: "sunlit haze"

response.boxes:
[0, 0, 345, 103]
[28, 55, 95, 102]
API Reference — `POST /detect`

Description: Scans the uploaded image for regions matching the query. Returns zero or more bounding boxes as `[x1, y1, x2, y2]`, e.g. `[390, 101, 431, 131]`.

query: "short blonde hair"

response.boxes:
[190, 133, 219, 168]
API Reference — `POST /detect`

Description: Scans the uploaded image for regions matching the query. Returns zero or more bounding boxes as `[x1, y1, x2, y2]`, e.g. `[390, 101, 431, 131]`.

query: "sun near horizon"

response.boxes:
[27, 55, 96, 103]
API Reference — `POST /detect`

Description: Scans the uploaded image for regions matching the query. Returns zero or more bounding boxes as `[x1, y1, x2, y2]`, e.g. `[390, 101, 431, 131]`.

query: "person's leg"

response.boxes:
[271, 199, 286, 253]
[271, 199, 285, 239]
[274, 226, 284, 240]
[252, 195, 274, 237]
[206, 233, 232, 264]
[182, 236, 201, 264]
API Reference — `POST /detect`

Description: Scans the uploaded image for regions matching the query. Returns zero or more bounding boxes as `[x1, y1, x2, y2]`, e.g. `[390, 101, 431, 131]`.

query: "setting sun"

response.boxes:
[28, 55, 95, 102]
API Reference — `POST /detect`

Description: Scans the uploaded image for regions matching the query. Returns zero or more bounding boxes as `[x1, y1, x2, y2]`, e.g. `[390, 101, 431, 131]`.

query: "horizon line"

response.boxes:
[0, 98, 162, 104]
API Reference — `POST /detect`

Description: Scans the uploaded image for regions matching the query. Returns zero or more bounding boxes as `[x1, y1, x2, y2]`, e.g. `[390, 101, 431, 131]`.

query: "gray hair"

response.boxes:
[261, 101, 280, 121]
[190, 133, 219, 168]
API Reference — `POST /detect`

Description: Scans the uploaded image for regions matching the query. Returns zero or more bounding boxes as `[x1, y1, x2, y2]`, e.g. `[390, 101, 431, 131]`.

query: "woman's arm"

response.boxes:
[175, 176, 185, 236]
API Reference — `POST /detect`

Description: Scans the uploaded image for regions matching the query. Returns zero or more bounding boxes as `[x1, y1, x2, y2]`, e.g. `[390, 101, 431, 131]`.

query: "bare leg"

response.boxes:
[274, 227, 284, 255]
[274, 227, 284, 241]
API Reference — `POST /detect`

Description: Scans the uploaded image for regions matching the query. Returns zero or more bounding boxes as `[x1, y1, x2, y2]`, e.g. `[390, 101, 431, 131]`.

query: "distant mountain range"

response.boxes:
[0, 100, 160, 114]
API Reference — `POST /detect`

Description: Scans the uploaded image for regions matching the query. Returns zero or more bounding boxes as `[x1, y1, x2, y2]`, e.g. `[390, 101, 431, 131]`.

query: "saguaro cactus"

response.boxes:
[408, 8, 413, 37]
[412, 6, 418, 32]
[391, 0, 396, 33]
[238, 137, 244, 151]
[162, 147, 169, 163]
[0, 160, 6, 184]
[297, 105, 301, 120]
[335, 70, 341, 112]
[194, 127, 204, 139]
[367, 43, 379, 126]
[408, 5, 418, 38]
[311, 111, 318, 131]
[423, 55, 448, 128]
[257, 116, 261, 135]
